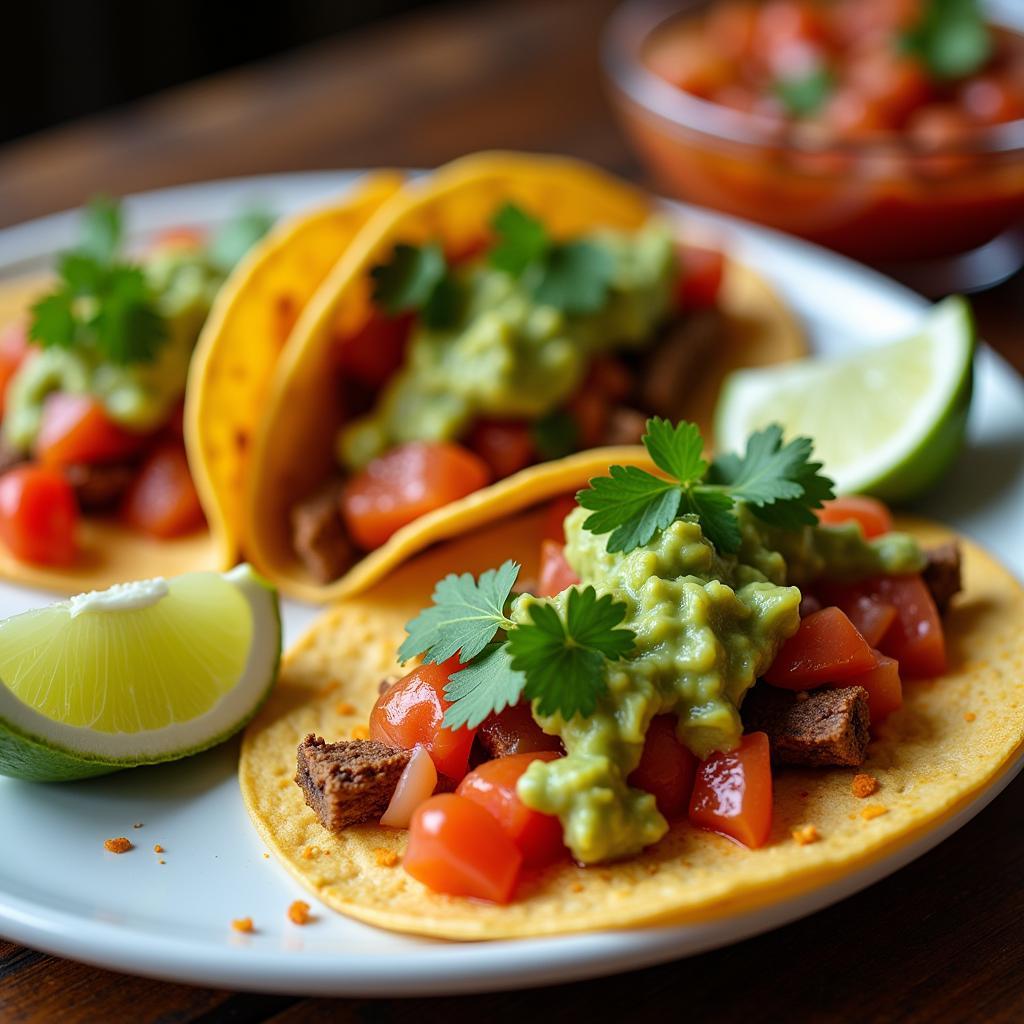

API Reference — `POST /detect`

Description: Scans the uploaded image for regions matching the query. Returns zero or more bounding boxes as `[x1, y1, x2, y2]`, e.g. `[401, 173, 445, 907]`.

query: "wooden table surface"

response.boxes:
[1, 1, 1022, 1020]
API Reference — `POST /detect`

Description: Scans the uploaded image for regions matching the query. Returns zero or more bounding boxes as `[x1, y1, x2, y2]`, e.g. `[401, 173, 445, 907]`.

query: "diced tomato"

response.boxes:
[370, 657, 476, 780]
[541, 494, 578, 543]
[477, 701, 563, 758]
[536, 539, 580, 598]
[35, 394, 149, 466]
[151, 226, 206, 251]
[629, 715, 697, 819]
[121, 442, 205, 539]
[336, 311, 413, 391]
[468, 419, 535, 480]
[872, 575, 947, 678]
[843, 594, 898, 648]
[0, 321, 31, 418]
[845, 650, 903, 724]
[341, 441, 490, 551]
[404, 793, 522, 903]
[816, 495, 893, 539]
[0, 464, 78, 565]
[457, 751, 565, 867]
[764, 606, 877, 688]
[689, 732, 772, 849]
[675, 246, 725, 311]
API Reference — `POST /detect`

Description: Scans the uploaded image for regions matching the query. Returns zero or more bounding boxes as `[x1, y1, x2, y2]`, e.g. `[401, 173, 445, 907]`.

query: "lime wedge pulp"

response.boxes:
[0, 564, 280, 781]
[714, 296, 975, 502]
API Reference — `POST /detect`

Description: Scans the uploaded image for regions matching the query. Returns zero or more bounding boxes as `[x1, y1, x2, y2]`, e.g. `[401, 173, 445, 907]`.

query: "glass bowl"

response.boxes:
[602, 0, 1024, 290]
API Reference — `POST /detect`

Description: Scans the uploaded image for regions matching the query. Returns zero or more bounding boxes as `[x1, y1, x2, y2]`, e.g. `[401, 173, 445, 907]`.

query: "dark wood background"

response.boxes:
[1, 0, 1022, 1020]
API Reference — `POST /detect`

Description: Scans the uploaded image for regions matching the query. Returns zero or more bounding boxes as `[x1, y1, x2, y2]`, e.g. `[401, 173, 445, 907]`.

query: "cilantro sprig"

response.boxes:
[29, 197, 167, 365]
[904, 0, 991, 81]
[578, 417, 834, 555]
[399, 559, 635, 729]
[370, 242, 461, 329]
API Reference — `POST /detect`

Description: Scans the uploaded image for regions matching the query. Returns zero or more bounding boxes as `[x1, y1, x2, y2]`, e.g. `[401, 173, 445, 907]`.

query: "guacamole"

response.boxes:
[338, 221, 677, 471]
[3, 246, 224, 451]
[515, 505, 925, 864]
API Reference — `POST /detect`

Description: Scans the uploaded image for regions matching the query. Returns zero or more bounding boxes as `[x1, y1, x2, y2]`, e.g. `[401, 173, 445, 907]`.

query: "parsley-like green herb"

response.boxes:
[774, 67, 834, 117]
[903, 0, 991, 80]
[488, 203, 615, 316]
[441, 643, 525, 730]
[28, 197, 167, 365]
[370, 242, 461, 329]
[578, 417, 834, 555]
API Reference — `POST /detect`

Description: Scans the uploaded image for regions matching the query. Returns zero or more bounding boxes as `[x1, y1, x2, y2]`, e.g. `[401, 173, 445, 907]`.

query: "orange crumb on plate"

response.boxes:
[964, 711, 977, 722]
[231, 917, 254, 933]
[288, 900, 312, 925]
[153, 844, 164, 854]
[861, 804, 888, 821]
[792, 825, 820, 845]
[104, 837, 133, 854]
[852, 773, 879, 798]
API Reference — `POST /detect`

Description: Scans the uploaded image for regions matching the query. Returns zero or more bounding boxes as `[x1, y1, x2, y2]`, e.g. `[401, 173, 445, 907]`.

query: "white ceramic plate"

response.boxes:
[0, 173, 1022, 997]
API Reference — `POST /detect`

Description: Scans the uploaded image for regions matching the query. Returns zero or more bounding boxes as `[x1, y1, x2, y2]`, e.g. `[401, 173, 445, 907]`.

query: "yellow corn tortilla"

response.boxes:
[240, 459, 1024, 940]
[242, 151, 807, 603]
[186, 171, 404, 569]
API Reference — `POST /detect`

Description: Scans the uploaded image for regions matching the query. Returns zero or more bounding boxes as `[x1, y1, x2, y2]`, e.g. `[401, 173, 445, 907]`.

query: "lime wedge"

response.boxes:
[0, 565, 280, 781]
[715, 297, 974, 501]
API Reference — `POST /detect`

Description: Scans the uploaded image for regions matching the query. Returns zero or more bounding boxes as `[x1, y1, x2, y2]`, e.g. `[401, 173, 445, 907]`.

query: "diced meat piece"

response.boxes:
[291, 480, 355, 583]
[476, 702, 564, 760]
[65, 460, 137, 512]
[742, 685, 871, 768]
[922, 542, 962, 616]
[296, 734, 411, 831]
[0, 439, 26, 476]
[602, 407, 648, 447]
[641, 310, 723, 420]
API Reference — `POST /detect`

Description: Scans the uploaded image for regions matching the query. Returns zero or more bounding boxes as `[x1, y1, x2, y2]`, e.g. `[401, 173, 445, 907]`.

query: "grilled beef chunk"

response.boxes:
[291, 480, 355, 583]
[641, 310, 722, 420]
[65, 461, 137, 512]
[476, 702, 564, 760]
[296, 734, 410, 831]
[0, 439, 26, 476]
[922, 542, 962, 616]
[742, 685, 871, 767]
[603, 407, 648, 447]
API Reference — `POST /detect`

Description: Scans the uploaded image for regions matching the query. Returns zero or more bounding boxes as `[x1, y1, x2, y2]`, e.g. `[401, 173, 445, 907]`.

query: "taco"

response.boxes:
[242, 152, 806, 602]
[0, 177, 396, 593]
[240, 418, 1024, 940]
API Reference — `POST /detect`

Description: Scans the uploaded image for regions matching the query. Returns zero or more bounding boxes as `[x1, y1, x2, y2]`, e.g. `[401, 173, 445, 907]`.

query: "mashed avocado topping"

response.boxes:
[338, 221, 676, 470]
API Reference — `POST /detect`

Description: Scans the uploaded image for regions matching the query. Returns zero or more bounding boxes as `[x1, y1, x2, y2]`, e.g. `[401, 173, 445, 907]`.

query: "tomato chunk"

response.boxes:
[629, 715, 697, 819]
[404, 793, 522, 903]
[336, 312, 413, 391]
[0, 321, 31, 418]
[541, 494, 578, 543]
[846, 650, 903, 724]
[873, 575, 947, 678]
[35, 394, 148, 466]
[675, 246, 725, 311]
[121, 442, 205, 539]
[817, 495, 893, 539]
[689, 732, 772, 849]
[477, 701, 563, 758]
[457, 752, 565, 867]
[370, 658, 476, 780]
[468, 419, 535, 480]
[764, 606, 877, 688]
[341, 441, 490, 551]
[843, 594, 898, 648]
[536, 539, 580, 598]
[0, 465, 77, 565]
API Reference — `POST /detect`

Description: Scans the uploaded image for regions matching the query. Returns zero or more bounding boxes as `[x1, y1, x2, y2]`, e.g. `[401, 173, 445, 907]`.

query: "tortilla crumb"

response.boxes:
[288, 900, 312, 925]
[851, 773, 879, 798]
[153, 844, 164, 854]
[158, 860, 166, 865]
[571, 882, 585, 893]
[335, 701, 356, 716]
[374, 847, 399, 867]
[964, 711, 977, 722]
[263, 853, 270, 859]
[861, 804, 889, 821]
[301, 845, 321, 860]
[351, 724, 371, 740]
[104, 837, 133, 854]
[792, 825, 820, 845]
[132, 822, 144, 829]
[231, 917, 254, 933]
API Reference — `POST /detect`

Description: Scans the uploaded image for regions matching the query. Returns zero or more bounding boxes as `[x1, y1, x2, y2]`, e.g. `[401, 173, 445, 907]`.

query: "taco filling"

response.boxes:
[293, 417, 960, 902]
[287, 202, 733, 583]
[0, 199, 271, 567]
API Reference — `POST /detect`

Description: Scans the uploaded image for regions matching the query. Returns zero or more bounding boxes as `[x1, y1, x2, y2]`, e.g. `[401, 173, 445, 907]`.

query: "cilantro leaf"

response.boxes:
[370, 242, 461, 329]
[489, 203, 549, 276]
[682, 488, 741, 554]
[441, 643, 525, 730]
[209, 207, 275, 273]
[530, 240, 615, 316]
[79, 196, 122, 264]
[28, 292, 75, 350]
[643, 416, 706, 483]
[398, 560, 519, 665]
[531, 409, 579, 461]
[714, 424, 808, 507]
[90, 266, 167, 365]
[576, 464, 681, 554]
[904, 0, 991, 80]
[507, 586, 634, 719]
[774, 67, 834, 117]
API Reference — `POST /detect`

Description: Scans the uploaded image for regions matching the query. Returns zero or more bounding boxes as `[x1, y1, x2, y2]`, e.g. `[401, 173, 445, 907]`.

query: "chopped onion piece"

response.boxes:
[381, 745, 437, 828]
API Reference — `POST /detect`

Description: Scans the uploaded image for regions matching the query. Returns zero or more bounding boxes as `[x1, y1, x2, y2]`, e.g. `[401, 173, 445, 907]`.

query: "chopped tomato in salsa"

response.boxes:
[536, 540, 580, 598]
[35, 394, 148, 466]
[336, 312, 413, 391]
[121, 443, 205, 539]
[870, 575, 947, 678]
[404, 793, 522, 903]
[675, 246, 725, 311]
[763, 606, 877, 688]
[341, 441, 490, 551]
[817, 495, 893, 539]
[370, 657, 476, 780]
[629, 714, 697, 819]
[0, 465, 78, 565]
[845, 650, 903, 724]
[689, 731, 772, 849]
